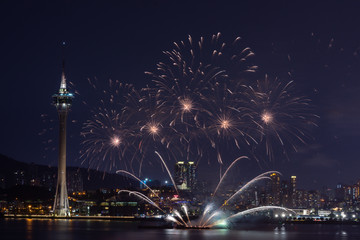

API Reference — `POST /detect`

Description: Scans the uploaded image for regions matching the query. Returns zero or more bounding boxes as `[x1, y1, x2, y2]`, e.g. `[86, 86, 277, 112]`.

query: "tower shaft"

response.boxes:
[53, 111, 70, 216]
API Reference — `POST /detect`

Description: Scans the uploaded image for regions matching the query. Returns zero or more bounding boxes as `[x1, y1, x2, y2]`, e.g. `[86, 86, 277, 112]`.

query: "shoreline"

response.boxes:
[2, 214, 151, 221]
[2, 214, 360, 225]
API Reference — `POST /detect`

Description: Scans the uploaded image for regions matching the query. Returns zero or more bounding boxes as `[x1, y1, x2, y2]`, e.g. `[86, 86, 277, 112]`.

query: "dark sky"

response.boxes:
[1, 0, 360, 190]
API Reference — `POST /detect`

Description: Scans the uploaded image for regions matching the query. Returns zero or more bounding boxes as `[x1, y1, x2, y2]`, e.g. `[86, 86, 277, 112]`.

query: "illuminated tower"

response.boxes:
[52, 62, 74, 216]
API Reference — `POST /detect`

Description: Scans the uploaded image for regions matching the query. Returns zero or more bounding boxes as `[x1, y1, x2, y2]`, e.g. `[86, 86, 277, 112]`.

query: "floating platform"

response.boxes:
[175, 225, 211, 229]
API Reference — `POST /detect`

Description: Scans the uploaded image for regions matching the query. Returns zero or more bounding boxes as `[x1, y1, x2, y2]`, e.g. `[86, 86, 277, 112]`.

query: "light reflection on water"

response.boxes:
[1, 219, 360, 240]
[25, 219, 33, 240]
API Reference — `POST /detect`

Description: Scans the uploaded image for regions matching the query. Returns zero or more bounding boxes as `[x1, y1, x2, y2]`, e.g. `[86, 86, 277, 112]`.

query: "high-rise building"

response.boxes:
[0, 174, 5, 189]
[175, 161, 187, 190]
[29, 162, 40, 186]
[42, 171, 55, 192]
[52, 62, 74, 216]
[187, 161, 196, 190]
[290, 176, 297, 207]
[335, 183, 345, 202]
[174, 161, 196, 190]
[280, 180, 291, 207]
[68, 171, 84, 193]
[296, 189, 309, 208]
[268, 173, 280, 205]
[14, 170, 25, 186]
[352, 184, 359, 200]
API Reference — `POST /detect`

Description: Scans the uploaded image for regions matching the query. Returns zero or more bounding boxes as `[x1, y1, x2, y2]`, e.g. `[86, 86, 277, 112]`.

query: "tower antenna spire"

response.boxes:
[60, 42, 67, 90]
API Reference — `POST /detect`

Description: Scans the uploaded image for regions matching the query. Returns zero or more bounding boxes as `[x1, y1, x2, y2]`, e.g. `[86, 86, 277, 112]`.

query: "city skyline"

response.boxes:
[1, 0, 360, 190]
[2, 152, 360, 221]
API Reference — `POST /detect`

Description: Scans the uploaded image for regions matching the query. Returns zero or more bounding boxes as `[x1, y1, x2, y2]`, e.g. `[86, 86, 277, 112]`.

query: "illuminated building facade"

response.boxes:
[52, 62, 74, 216]
[187, 161, 196, 190]
[174, 161, 196, 190]
[267, 172, 281, 205]
[68, 171, 84, 193]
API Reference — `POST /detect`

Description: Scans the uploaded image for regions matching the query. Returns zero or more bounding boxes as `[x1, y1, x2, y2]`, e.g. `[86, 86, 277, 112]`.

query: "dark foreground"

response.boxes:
[1, 218, 360, 240]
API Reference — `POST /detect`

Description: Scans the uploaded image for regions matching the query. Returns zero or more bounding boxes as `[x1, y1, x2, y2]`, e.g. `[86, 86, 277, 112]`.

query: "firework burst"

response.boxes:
[145, 33, 258, 164]
[78, 33, 316, 172]
[246, 75, 318, 162]
[79, 79, 138, 172]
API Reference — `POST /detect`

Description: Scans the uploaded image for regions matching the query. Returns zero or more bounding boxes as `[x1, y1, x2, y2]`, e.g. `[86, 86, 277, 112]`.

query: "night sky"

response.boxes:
[1, 0, 360, 190]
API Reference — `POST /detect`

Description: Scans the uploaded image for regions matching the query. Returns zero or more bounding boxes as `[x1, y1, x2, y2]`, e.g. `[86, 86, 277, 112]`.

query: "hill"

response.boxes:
[0, 154, 137, 190]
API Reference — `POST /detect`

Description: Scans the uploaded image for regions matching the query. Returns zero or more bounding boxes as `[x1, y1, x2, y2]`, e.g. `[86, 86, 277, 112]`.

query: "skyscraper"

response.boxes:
[290, 176, 297, 207]
[52, 62, 74, 216]
[174, 161, 197, 191]
[187, 161, 196, 190]
[174, 161, 187, 190]
[268, 172, 281, 205]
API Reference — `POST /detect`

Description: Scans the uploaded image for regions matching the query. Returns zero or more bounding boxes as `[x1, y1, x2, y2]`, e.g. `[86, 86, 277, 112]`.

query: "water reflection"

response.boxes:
[336, 230, 348, 240]
[2, 219, 360, 240]
[25, 219, 33, 240]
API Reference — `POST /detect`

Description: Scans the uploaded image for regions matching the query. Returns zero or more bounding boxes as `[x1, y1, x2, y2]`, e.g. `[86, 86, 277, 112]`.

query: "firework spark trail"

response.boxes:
[207, 206, 294, 228]
[165, 171, 284, 228]
[116, 170, 160, 198]
[155, 151, 179, 195]
[255, 171, 282, 179]
[227, 206, 295, 221]
[212, 156, 249, 197]
[181, 205, 192, 227]
[199, 204, 213, 226]
[174, 210, 189, 227]
[166, 215, 182, 225]
[201, 210, 223, 228]
[118, 190, 164, 213]
[222, 175, 272, 206]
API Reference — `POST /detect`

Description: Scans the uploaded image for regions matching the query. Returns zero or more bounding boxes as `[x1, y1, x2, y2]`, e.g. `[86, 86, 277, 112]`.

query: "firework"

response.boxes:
[212, 156, 249, 197]
[155, 151, 179, 195]
[79, 33, 316, 171]
[158, 163, 283, 229]
[208, 206, 295, 228]
[80, 109, 135, 171]
[116, 170, 160, 198]
[245, 75, 318, 162]
[205, 82, 259, 164]
[130, 87, 183, 175]
[118, 190, 164, 213]
[145, 33, 258, 165]
[79, 79, 139, 172]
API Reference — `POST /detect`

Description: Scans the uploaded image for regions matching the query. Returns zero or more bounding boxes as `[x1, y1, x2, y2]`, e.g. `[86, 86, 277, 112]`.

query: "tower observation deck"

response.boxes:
[52, 62, 74, 216]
